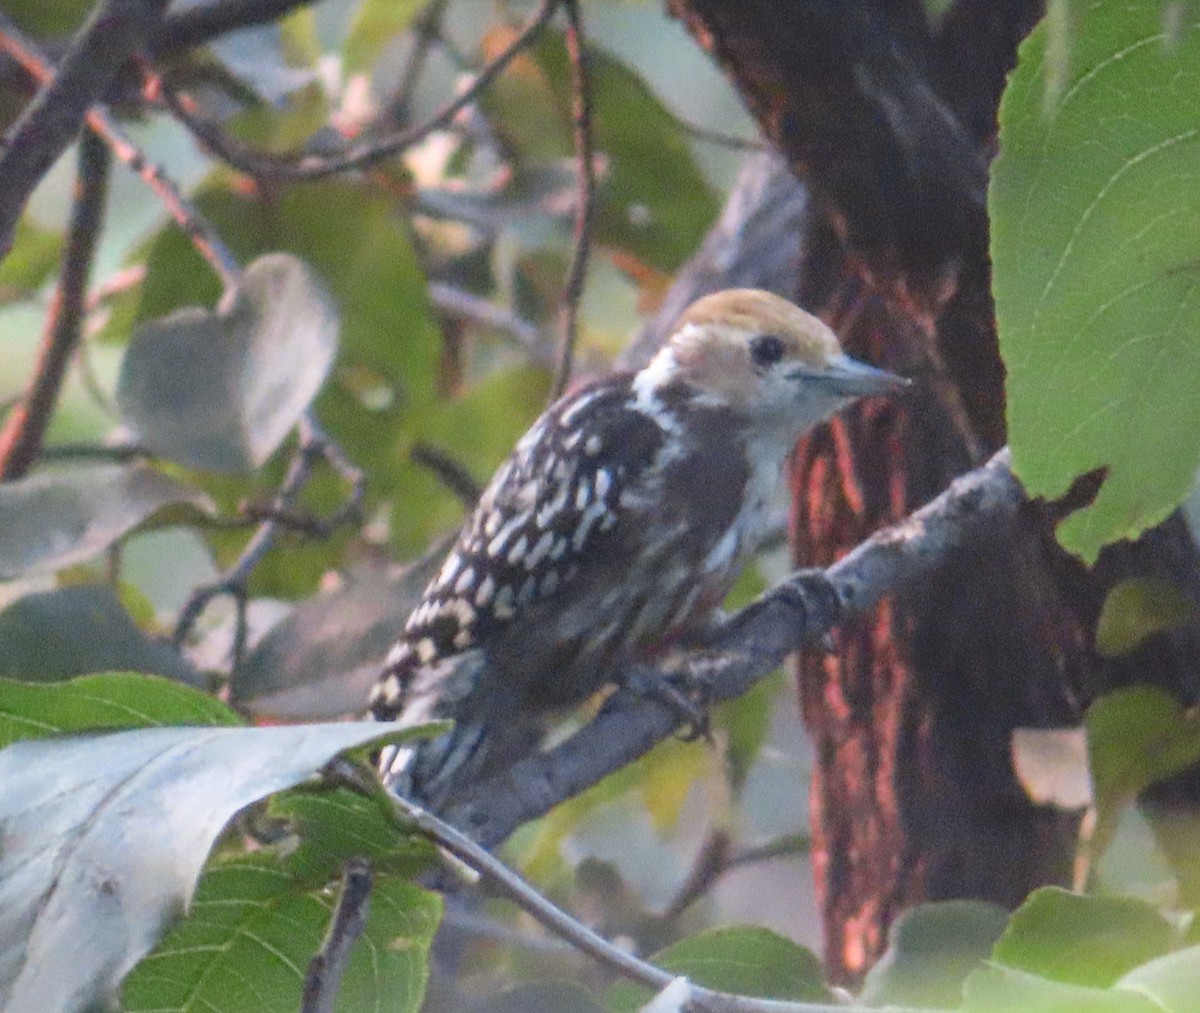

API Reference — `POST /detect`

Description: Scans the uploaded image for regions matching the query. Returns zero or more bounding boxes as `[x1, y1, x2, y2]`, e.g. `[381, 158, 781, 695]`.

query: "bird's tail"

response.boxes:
[373, 652, 542, 811]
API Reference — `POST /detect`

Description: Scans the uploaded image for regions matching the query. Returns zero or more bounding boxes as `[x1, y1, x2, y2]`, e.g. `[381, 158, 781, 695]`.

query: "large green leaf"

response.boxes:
[962, 963, 1163, 1013]
[991, 1, 1200, 561]
[0, 720, 424, 1013]
[0, 672, 240, 748]
[0, 586, 199, 685]
[1087, 686, 1200, 852]
[991, 887, 1176, 988]
[0, 463, 212, 579]
[124, 787, 440, 1013]
[606, 926, 829, 1011]
[342, 0, 424, 75]
[1117, 944, 1200, 1013]
[860, 900, 1009, 1008]
[117, 253, 339, 472]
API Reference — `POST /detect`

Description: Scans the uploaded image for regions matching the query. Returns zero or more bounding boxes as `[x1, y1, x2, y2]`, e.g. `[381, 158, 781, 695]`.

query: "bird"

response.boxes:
[370, 288, 907, 805]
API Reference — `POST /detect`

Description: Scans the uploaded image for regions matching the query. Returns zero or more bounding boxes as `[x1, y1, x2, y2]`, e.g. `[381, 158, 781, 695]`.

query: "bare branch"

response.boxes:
[160, 0, 561, 181]
[410, 442, 482, 508]
[173, 413, 365, 664]
[379, 787, 930, 1013]
[549, 0, 596, 402]
[0, 132, 109, 480]
[444, 449, 1024, 848]
[383, 0, 450, 127]
[0, 20, 240, 287]
[300, 859, 373, 1013]
[0, 0, 169, 259]
[427, 282, 548, 362]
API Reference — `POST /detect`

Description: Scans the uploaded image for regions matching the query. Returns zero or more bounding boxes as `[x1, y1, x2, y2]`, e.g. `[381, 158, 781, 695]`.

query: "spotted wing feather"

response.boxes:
[371, 376, 665, 720]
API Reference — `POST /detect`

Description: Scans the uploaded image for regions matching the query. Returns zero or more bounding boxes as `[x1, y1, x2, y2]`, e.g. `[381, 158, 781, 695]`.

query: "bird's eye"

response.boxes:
[749, 334, 786, 369]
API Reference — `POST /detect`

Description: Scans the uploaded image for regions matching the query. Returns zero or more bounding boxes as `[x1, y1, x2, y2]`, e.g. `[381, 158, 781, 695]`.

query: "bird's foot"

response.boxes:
[621, 665, 714, 744]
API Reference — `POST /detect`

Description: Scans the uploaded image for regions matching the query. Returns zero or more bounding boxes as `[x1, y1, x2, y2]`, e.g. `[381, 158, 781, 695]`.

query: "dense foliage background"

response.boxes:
[1, 1, 1200, 1011]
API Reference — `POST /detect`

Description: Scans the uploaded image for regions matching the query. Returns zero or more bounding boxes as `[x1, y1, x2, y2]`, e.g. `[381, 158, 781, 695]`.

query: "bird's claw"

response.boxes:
[622, 667, 714, 744]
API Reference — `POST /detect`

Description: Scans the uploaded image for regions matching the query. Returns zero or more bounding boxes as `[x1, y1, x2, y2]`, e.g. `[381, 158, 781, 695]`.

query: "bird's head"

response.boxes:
[640, 289, 907, 437]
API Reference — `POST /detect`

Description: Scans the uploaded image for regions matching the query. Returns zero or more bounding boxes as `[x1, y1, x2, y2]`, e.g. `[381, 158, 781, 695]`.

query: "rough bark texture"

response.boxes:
[667, 0, 1200, 983]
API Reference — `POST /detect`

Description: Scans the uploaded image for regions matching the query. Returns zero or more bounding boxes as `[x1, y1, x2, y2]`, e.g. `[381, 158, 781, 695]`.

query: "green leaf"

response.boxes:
[2, 0, 91, 36]
[343, 0, 424, 75]
[962, 963, 1164, 1013]
[1117, 944, 1200, 1013]
[991, 1, 1200, 561]
[0, 672, 240, 748]
[1095, 578, 1195, 658]
[117, 253, 339, 472]
[1088, 686, 1200, 850]
[535, 35, 719, 271]
[125, 784, 440, 1013]
[0, 463, 212, 579]
[0, 586, 199, 686]
[606, 926, 830, 1012]
[0, 721, 414, 1012]
[0, 217, 61, 300]
[860, 900, 1009, 1008]
[234, 551, 446, 720]
[111, 177, 441, 594]
[269, 786, 436, 883]
[992, 887, 1176, 988]
[123, 859, 439, 1013]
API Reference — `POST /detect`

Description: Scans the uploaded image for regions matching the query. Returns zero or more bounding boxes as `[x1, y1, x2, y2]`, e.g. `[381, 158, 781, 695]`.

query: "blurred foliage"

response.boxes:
[0, 0, 1199, 1010]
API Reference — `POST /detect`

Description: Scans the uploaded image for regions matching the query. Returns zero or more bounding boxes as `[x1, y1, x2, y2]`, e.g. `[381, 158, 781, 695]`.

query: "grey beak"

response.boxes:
[788, 354, 910, 397]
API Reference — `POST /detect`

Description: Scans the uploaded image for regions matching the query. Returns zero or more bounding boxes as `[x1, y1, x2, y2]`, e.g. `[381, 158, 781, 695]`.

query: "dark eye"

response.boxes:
[749, 334, 786, 369]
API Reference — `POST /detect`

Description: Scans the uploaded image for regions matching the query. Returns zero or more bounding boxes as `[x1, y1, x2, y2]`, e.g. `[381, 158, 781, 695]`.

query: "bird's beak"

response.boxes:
[788, 354, 910, 397]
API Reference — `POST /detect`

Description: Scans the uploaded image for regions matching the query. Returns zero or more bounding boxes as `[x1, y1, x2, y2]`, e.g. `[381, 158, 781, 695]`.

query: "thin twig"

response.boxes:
[300, 859, 373, 1013]
[549, 0, 596, 402]
[384, 790, 932, 1013]
[384, 0, 450, 127]
[0, 0, 169, 259]
[427, 281, 548, 361]
[662, 831, 811, 921]
[173, 413, 365, 661]
[410, 442, 482, 507]
[0, 18, 240, 288]
[160, 0, 561, 181]
[0, 132, 110, 480]
[673, 114, 767, 151]
[444, 449, 1026, 848]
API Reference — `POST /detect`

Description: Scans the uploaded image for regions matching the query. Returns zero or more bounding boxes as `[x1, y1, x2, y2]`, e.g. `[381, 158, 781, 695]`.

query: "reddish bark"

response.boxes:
[668, 0, 1200, 983]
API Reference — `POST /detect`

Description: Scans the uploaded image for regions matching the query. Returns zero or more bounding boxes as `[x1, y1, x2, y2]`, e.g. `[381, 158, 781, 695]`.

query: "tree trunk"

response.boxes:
[667, 0, 1200, 983]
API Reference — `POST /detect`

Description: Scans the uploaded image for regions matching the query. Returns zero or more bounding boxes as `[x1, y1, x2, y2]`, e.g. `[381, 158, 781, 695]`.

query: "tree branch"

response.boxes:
[383, 787, 934, 1013]
[300, 859, 372, 1013]
[0, 0, 169, 260]
[549, 0, 596, 402]
[0, 17, 240, 287]
[0, 131, 110, 480]
[444, 449, 1024, 848]
[173, 413, 365, 664]
[160, 0, 561, 181]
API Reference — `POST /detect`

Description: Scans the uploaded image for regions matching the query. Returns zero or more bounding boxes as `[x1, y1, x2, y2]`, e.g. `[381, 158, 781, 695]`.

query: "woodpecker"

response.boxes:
[371, 289, 906, 803]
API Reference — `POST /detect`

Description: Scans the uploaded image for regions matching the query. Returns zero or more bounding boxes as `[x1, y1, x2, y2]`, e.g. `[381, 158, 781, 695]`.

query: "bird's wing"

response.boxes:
[372, 376, 666, 718]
